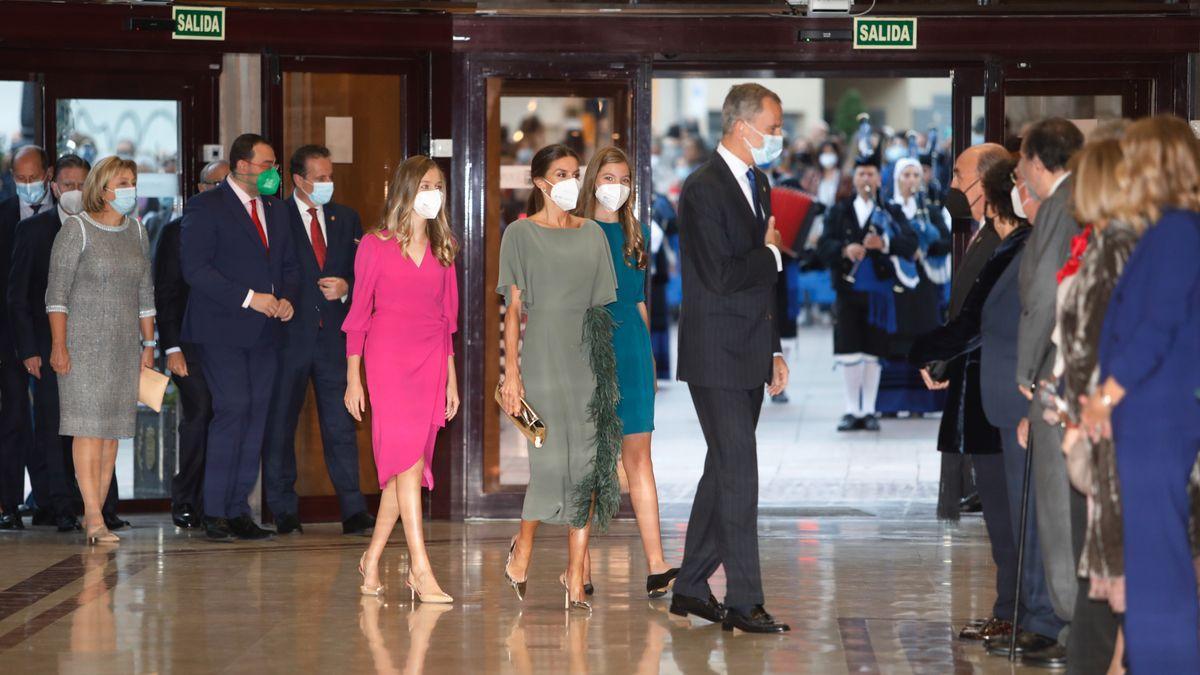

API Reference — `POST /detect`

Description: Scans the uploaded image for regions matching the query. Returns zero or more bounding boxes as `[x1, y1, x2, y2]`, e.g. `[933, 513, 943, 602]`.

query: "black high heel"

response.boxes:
[504, 535, 528, 601]
[646, 568, 680, 598]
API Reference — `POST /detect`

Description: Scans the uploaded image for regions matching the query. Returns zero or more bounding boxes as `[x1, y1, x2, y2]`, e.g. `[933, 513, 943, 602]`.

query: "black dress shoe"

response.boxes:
[0, 512, 22, 530]
[860, 414, 881, 431]
[204, 517, 236, 542]
[275, 513, 303, 535]
[104, 515, 131, 531]
[341, 511, 375, 536]
[837, 414, 861, 432]
[56, 514, 81, 532]
[985, 630, 1057, 657]
[669, 593, 726, 623]
[723, 605, 790, 633]
[228, 515, 274, 540]
[959, 492, 983, 514]
[1022, 642, 1067, 669]
[770, 392, 789, 404]
[172, 503, 200, 529]
[647, 568, 680, 598]
[31, 509, 55, 527]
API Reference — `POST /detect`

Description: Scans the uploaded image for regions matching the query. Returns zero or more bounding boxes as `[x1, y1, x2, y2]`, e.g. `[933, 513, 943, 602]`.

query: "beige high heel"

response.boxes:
[559, 574, 591, 612]
[406, 568, 453, 604]
[358, 552, 384, 596]
[86, 527, 119, 545]
[504, 535, 528, 601]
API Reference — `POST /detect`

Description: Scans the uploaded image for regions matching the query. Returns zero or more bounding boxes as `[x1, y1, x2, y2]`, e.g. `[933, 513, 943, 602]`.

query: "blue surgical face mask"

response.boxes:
[306, 181, 334, 206]
[884, 146, 906, 164]
[744, 122, 784, 167]
[107, 186, 137, 216]
[15, 180, 47, 205]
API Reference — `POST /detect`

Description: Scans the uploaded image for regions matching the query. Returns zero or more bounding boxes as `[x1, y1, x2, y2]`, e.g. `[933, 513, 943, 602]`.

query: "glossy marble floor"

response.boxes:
[1, 508, 1047, 674]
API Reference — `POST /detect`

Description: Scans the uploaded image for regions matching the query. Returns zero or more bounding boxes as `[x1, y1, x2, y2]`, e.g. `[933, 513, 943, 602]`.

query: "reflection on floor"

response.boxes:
[0, 509, 1042, 674]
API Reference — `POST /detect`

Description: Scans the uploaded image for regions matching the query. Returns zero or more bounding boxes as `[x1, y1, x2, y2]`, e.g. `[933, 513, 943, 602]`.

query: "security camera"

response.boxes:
[785, 0, 855, 15]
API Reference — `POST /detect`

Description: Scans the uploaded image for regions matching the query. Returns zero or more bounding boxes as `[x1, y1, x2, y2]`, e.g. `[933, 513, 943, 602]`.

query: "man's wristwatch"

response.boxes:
[141, 339, 158, 348]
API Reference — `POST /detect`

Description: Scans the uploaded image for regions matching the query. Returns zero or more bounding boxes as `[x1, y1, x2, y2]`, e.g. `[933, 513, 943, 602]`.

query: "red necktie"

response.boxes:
[308, 208, 327, 269]
[249, 199, 269, 252]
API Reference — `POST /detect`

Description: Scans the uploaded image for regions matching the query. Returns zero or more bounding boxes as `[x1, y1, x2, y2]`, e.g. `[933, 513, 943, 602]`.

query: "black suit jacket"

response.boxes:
[0, 196, 27, 359]
[280, 197, 362, 357]
[816, 196, 919, 296]
[676, 154, 781, 390]
[7, 207, 63, 361]
[153, 216, 191, 356]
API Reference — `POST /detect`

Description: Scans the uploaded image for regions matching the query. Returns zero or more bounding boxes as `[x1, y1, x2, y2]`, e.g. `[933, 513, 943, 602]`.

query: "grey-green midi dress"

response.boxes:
[497, 218, 621, 527]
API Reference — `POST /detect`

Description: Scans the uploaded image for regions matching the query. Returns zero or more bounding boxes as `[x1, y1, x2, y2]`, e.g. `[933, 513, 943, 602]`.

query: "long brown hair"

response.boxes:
[1071, 139, 1125, 227]
[525, 144, 581, 216]
[1114, 115, 1200, 232]
[576, 146, 646, 270]
[372, 155, 458, 267]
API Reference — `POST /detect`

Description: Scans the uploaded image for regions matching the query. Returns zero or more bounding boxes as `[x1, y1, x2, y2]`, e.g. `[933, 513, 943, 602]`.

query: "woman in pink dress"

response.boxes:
[343, 156, 459, 603]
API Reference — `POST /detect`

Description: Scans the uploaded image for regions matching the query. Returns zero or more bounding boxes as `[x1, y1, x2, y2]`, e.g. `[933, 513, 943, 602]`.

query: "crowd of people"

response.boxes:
[1, 81, 1197, 665]
[910, 115, 1200, 672]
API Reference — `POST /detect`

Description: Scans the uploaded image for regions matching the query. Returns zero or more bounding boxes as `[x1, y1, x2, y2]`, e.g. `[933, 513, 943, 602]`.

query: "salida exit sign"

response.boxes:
[853, 17, 918, 50]
[172, 6, 226, 41]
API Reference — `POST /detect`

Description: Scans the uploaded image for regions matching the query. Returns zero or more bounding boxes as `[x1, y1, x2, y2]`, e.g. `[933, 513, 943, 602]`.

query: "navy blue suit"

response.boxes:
[1100, 209, 1200, 673]
[262, 197, 365, 520]
[0, 196, 32, 515]
[180, 180, 300, 519]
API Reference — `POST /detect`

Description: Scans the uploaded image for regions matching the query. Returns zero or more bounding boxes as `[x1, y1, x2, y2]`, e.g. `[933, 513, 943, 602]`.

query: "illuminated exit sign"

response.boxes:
[853, 17, 917, 50]
[172, 6, 226, 41]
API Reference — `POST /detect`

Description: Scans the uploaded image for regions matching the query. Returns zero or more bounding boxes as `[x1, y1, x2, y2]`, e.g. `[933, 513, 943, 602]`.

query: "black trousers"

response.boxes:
[263, 332, 366, 520]
[674, 384, 765, 609]
[0, 359, 31, 513]
[170, 348, 211, 513]
[1066, 481, 1119, 674]
[972, 452, 1017, 622]
[23, 362, 74, 517]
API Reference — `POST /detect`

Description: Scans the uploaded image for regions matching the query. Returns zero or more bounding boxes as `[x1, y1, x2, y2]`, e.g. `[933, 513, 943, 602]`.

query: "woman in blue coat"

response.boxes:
[1082, 115, 1200, 673]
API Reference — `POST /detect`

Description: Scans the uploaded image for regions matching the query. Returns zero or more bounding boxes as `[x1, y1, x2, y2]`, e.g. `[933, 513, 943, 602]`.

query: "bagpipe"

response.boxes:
[912, 189, 953, 285]
[844, 193, 919, 334]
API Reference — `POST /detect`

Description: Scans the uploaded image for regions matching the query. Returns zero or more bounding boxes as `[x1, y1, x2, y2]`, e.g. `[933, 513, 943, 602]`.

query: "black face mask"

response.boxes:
[944, 187, 974, 221]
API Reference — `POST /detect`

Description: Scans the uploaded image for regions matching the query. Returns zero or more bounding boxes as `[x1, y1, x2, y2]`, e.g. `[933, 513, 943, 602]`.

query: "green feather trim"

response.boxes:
[569, 306, 623, 531]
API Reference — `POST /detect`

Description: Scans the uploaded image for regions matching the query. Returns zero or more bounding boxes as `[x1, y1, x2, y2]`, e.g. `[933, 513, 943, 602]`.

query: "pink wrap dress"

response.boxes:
[342, 233, 458, 489]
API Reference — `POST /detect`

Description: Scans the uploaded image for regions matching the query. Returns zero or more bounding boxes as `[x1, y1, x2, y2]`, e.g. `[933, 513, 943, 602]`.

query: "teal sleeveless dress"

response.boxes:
[597, 220, 655, 434]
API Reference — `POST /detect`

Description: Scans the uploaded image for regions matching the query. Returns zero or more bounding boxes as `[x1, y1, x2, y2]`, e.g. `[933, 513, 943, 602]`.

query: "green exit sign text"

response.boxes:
[853, 17, 917, 50]
[172, 6, 225, 41]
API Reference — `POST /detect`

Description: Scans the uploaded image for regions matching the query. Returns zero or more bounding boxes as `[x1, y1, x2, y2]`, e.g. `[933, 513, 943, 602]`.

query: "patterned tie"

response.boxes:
[248, 199, 268, 252]
[745, 168, 764, 225]
[308, 208, 326, 269]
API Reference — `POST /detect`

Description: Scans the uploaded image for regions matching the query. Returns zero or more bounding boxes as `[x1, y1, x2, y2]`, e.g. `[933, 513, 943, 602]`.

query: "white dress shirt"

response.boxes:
[227, 177, 269, 309]
[1047, 171, 1071, 198]
[715, 142, 783, 272]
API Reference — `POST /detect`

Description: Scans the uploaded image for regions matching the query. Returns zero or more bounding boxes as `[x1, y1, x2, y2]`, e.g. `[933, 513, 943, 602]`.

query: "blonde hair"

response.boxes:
[576, 146, 646, 270]
[1114, 115, 1200, 232]
[1071, 139, 1124, 226]
[82, 156, 138, 215]
[372, 156, 458, 267]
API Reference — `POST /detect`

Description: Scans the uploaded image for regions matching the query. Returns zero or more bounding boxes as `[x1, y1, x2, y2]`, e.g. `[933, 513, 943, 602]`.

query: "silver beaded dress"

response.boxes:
[46, 212, 155, 439]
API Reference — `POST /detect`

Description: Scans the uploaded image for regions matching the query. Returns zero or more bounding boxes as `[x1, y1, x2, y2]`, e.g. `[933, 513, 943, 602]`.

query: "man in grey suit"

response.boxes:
[1014, 118, 1085, 668]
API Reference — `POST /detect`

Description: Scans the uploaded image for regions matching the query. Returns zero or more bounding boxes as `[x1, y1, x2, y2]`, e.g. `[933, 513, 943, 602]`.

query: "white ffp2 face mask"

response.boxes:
[594, 183, 631, 212]
[58, 189, 84, 216]
[1010, 184, 1027, 220]
[413, 189, 444, 219]
[543, 177, 580, 212]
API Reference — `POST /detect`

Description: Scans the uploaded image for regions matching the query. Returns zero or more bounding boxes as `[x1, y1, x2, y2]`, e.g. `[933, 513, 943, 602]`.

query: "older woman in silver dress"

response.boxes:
[47, 156, 156, 545]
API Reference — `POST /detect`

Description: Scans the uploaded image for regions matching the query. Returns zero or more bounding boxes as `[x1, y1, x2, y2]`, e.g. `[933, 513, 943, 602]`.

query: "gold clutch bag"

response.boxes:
[494, 385, 547, 448]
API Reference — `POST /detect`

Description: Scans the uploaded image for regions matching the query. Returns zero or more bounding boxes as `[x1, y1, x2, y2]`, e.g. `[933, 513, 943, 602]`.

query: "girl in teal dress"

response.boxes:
[577, 147, 679, 598]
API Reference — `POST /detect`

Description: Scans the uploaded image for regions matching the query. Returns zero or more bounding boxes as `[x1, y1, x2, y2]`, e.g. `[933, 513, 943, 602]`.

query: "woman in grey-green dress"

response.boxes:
[47, 156, 157, 545]
[498, 144, 620, 611]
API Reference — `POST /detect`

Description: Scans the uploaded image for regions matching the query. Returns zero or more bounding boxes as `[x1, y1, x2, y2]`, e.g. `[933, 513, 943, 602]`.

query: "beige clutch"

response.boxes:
[494, 385, 546, 448]
[139, 368, 170, 413]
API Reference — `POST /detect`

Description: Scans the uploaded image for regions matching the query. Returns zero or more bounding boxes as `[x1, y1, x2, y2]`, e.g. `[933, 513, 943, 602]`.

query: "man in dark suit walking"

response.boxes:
[181, 133, 301, 542]
[262, 145, 372, 536]
[154, 159, 228, 529]
[0, 145, 50, 529]
[669, 83, 790, 634]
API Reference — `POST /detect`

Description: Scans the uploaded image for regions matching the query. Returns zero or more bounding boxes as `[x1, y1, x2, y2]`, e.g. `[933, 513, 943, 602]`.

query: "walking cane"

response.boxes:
[1009, 433, 1034, 663]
